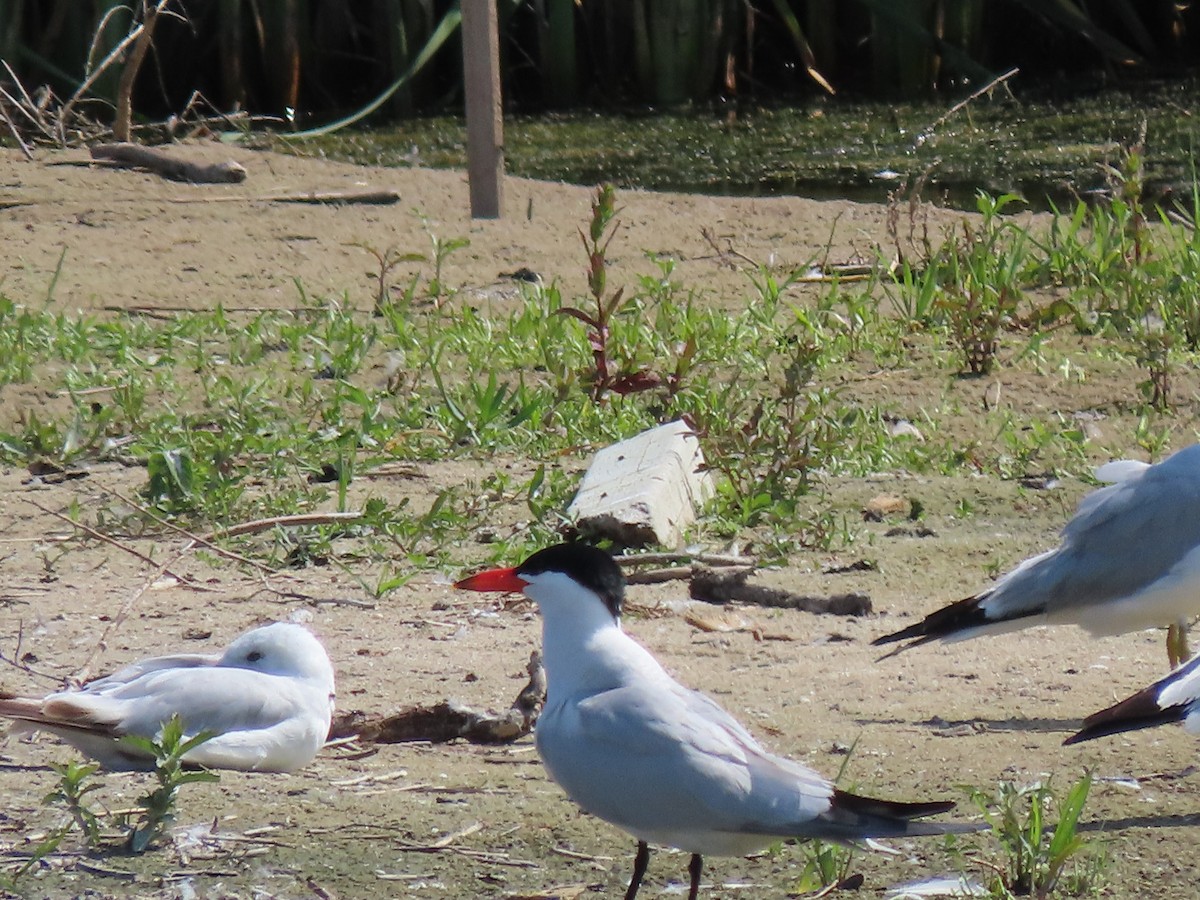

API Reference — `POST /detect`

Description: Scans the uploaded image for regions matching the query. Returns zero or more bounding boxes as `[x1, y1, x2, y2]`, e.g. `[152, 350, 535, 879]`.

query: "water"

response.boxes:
[293, 81, 1200, 212]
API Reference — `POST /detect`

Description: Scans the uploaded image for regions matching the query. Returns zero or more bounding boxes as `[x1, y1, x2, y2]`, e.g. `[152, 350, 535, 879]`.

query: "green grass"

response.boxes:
[19, 720, 221, 868]
[3, 172, 1200, 580]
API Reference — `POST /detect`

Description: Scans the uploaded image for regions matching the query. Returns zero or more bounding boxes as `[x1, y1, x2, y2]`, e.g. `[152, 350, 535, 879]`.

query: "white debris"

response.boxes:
[567, 420, 715, 547]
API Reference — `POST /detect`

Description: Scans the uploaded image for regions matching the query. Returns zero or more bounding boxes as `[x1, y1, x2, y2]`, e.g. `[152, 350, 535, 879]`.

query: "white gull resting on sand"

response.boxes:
[0, 622, 335, 772]
[873, 445, 1200, 668]
[456, 543, 977, 900]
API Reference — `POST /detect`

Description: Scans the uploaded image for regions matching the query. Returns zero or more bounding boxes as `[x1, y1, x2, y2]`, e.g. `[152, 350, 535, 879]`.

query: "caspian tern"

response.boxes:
[0, 622, 335, 773]
[456, 543, 974, 899]
[1065, 651, 1200, 745]
[874, 444, 1200, 668]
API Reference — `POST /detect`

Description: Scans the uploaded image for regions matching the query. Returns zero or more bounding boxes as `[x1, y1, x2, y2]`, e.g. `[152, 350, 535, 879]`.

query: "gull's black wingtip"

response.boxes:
[872, 593, 998, 654]
[871, 621, 933, 648]
[1067, 655, 1200, 745]
[1065, 688, 1186, 746]
[832, 791, 956, 820]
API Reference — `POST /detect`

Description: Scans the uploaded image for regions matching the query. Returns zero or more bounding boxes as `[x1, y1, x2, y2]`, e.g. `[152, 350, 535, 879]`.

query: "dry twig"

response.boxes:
[69, 547, 192, 686]
[23, 498, 199, 587]
[0, 621, 62, 685]
[916, 67, 1020, 146]
[391, 821, 538, 868]
[202, 511, 365, 542]
[58, 12, 146, 141]
[107, 488, 272, 573]
[114, 1, 173, 142]
[616, 550, 755, 568]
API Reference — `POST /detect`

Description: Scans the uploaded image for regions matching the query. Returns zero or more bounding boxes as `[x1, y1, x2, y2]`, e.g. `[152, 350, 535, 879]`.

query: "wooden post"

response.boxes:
[461, 0, 504, 219]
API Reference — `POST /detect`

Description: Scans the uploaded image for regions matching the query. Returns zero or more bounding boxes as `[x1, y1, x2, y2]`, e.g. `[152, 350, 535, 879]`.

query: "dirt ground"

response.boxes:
[2, 143, 1200, 899]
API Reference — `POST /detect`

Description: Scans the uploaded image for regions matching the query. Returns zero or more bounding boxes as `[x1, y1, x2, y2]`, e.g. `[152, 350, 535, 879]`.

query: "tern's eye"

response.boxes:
[247, 650, 263, 663]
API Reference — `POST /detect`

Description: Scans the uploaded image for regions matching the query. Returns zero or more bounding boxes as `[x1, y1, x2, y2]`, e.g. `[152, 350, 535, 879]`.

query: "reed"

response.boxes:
[0, 0, 1196, 128]
[258, 0, 302, 114]
[217, 0, 246, 111]
[376, 0, 436, 116]
[537, 0, 577, 107]
[632, 0, 731, 105]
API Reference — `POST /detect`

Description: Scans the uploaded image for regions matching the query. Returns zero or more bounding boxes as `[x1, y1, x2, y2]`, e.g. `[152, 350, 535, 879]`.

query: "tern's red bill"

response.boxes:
[455, 566, 528, 593]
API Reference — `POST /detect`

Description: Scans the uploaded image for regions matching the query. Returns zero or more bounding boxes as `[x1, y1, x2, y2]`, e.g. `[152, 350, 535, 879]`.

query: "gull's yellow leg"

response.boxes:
[1167, 620, 1190, 670]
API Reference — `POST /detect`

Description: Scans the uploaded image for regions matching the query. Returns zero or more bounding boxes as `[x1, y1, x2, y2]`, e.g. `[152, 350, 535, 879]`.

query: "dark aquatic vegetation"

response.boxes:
[299, 84, 1200, 211]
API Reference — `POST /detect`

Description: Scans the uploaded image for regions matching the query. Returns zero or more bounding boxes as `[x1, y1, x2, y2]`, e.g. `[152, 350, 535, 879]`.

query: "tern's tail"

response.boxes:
[817, 790, 984, 839]
[0, 696, 50, 731]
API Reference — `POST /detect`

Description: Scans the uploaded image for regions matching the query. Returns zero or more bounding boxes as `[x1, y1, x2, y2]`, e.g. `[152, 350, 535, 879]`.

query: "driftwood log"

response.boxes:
[89, 142, 247, 184]
[330, 651, 546, 746]
[689, 564, 872, 616]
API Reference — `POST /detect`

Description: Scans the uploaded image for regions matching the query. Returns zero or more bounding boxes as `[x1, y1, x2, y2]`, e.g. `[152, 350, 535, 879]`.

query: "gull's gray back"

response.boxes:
[993, 445, 1200, 615]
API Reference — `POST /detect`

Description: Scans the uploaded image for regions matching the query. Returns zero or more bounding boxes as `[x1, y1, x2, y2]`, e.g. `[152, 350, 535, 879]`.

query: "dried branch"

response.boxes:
[114, 0, 173, 142]
[59, 17, 146, 142]
[0, 94, 34, 160]
[201, 511, 366, 542]
[916, 67, 1020, 147]
[615, 550, 756, 568]
[107, 488, 273, 573]
[69, 546, 191, 686]
[90, 143, 247, 183]
[390, 821, 538, 868]
[0, 621, 62, 686]
[23, 498, 199, 587]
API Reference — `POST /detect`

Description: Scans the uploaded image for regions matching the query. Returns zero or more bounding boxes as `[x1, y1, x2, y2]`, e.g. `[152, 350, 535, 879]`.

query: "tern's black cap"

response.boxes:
[517, 543, 625, 619]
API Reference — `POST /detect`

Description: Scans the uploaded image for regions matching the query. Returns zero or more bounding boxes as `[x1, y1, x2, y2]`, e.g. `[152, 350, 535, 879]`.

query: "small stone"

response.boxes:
[863, 494, 910, 521]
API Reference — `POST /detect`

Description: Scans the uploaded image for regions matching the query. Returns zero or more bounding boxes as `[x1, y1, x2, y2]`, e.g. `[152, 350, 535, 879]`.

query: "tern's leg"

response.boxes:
[687, 853, 703, 900]
[624, 841, 650, 900]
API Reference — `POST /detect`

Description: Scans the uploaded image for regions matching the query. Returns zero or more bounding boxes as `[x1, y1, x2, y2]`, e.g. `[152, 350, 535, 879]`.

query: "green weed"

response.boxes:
[10, 728, 218, 880]
[791, 736, 862, 893]
[963, 772, 1106, 899]
[122, 716, 220, 853]
[352, 241, 426, 313]
[8, 165, 1200, 570]
[0, 826, 69, 887]
[43, 760, 103, 848]
[557, 184, 666, 401]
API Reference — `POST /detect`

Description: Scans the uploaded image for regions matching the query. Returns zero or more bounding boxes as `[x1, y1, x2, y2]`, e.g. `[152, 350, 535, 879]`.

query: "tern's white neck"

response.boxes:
[523, 571, 665, 699]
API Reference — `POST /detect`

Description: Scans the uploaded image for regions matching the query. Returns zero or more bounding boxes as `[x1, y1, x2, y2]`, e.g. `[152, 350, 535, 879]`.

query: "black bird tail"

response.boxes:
[872, 591, 1033, 653]
[822, 791, 983, 838]
[1065, 659, 1200, 745]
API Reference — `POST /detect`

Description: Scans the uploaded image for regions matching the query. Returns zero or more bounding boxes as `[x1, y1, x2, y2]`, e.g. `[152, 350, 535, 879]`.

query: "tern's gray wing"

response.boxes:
[537, 677, 837, 838]
[540, 679, 966, 843]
